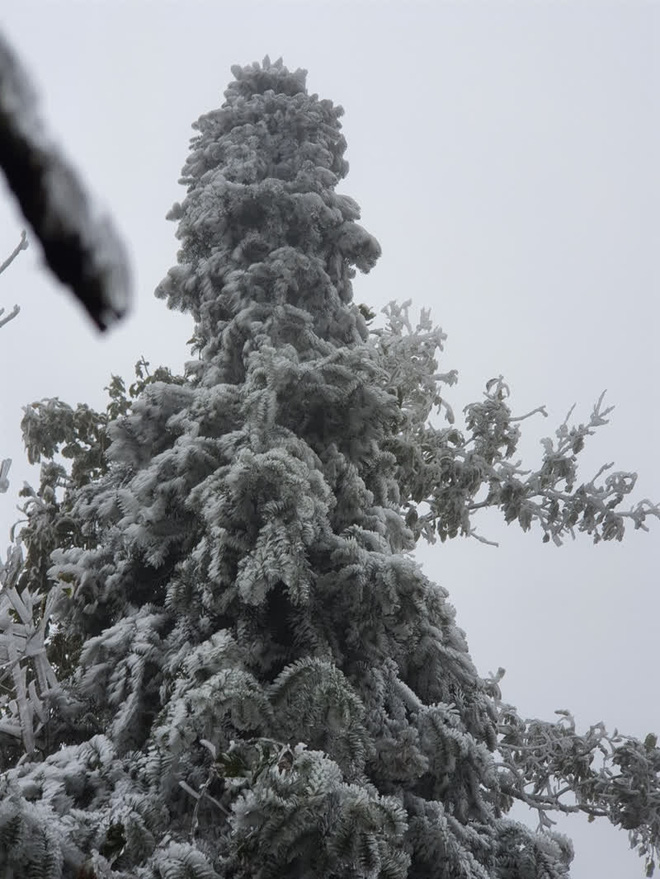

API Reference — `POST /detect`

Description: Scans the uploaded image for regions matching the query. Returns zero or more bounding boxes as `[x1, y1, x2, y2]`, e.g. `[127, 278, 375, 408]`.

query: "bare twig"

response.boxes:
[0, 228, 27, 277]
[0, 230, 28, 328]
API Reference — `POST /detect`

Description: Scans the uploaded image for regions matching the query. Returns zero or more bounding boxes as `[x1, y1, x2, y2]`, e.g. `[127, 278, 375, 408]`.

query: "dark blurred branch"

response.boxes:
[0, 33, 131, 331]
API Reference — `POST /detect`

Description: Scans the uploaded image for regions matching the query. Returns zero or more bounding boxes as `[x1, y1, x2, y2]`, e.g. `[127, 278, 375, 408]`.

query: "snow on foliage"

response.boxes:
[0, 57, 658, 879]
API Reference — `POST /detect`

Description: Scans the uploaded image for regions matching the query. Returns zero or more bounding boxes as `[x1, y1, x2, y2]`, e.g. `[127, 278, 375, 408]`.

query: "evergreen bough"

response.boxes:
[0, 58, 658, 878]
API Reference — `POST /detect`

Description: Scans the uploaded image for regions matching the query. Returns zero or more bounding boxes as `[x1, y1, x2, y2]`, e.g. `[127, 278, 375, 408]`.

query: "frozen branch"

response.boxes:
[0, 230, 28, 329]
[486, 670, 660, 875]
[0, 228, 27, 277]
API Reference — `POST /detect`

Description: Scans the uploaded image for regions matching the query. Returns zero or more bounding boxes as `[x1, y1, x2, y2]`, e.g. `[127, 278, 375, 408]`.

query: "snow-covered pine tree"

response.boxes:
[1, 57, 658, 878]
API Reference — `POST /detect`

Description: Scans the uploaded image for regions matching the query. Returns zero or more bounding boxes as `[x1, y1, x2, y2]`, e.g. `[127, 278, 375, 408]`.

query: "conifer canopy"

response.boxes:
[0, 58, 658, 879]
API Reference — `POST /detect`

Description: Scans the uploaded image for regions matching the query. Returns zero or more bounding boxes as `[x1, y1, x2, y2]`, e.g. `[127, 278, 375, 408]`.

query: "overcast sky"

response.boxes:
[1, 3, 658, 876]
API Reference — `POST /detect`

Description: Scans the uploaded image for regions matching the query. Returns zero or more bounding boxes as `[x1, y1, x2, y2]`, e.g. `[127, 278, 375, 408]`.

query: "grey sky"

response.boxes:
[0, 3, 658, 875]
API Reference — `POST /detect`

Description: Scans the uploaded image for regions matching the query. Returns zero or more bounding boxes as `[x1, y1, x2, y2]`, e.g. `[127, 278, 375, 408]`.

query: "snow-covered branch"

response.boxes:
[486, 669, 660, 877]
[374, 302, 659, 547]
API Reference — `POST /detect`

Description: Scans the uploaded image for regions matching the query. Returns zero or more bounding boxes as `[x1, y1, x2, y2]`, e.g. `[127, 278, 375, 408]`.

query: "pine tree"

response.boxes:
[0, 58, 658, 879]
